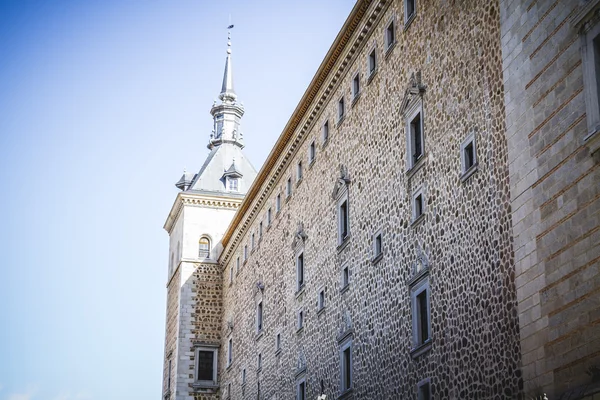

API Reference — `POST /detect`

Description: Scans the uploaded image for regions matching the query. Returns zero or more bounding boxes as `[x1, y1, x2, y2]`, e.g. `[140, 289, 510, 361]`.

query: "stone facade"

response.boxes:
[161, 0, 600, 399]
[218, 0, 521, 398]
[501, 0, 600, 398]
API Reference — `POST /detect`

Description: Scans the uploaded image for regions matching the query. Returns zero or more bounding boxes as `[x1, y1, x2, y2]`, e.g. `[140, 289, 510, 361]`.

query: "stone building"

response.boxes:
[161, 0, 599, 399]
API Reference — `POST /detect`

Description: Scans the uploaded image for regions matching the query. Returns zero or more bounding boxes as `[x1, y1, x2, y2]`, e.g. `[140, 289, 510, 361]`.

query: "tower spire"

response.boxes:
[219, 26, 236, 102]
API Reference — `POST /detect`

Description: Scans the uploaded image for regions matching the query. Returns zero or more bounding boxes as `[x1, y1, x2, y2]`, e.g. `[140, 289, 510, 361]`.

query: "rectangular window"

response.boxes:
[276, 193, 281, 212]
[318, 288, 325, 311]
[244, 245, 248, 261]
[411, 278, 431, 350]
[352, 73, 360, 100]
[229, 266, 233, 284]
[267, 208, 272, 225]
[374, 232, 382, 258]
[236, 257, 240, 274]
[297, 252, 305, 291]
[460, 132, 477, 177]
[196, 349, 217, 382]
[339, 200, 349, 242]
[228, 177, 239, 191]
[297, 310, 304, 331]
[251, 233, 255, 250]
[257, 353, 262, 370]
[309, 141, 316, 164]
[418, 380, 431, 400]
[338, 97, 345, 122]
[227, 338, 233, 367]
[323, 120, 330, 143]
[410, 111, 423, 165]
[286, 178, 292, 197]
[341, 264, 350, 290]
[297, 379, 306, 400]
[412, 188, 425, 222]
[168, 359, 172, 390]
[256, 301, 263, 333]
[259, 221, 263, 238]
[405, 0, 416, 25]
[276, 332, 281, 352]
[340, 340, 352, 393]
[385, 19, 395, 50]
[242, 368, 246, 385]
[368, 48, 377, 76]
[297, 161, 303, 182]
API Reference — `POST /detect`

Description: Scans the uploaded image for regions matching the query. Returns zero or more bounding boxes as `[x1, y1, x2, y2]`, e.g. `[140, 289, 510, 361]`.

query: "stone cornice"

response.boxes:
[163, 192, 243, 234]
[220, 0, 389, 265]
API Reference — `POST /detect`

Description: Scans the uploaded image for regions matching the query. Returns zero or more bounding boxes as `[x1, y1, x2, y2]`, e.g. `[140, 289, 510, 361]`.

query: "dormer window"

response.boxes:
[228, 177, 239, 191]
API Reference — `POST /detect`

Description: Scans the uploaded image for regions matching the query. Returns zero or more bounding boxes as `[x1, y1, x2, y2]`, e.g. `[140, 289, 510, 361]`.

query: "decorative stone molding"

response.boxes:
[400, 71, 426, 114]
[332, 164, 352, 200]
[291, 222, 308, 250]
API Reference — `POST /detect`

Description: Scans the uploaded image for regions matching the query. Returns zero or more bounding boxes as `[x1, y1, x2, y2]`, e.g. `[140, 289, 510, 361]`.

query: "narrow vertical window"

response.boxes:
[227, 338, 233, 367]
[229, 266, 233, 284]
[167, 359, 172, 390]
[339, 200, 349, 240]
[411, 277, 431, 354]
[412, 188, 425, 222]
[385, 19, 395, 50]
[338, 97, 345, 122]
[352, 73, 360, 100]
[405, 0, 416, 25]
[298, 380, 306, 400]
[373, 232, 383, 260]
[461, 132, 477, 178]
[323, 120, 330, 143]
[368, 48, 377, 76]
[297, 253, 305, 291]
[297, 310, 304, 331]
[417, 290, 429, 343]
[341, 264, 350, 290]
[244, 245, 248, 261]
[276, 193, 281, 212]
[276, 332, 281, 352]
[267, 208, 272, 225]
[418, 381, 431, 400]
[259, 221, 263, 238]
[410, 112, 423, 165]
[251, 233, 255, 250]
[236, 257, 240, 274]
[257, 353, 262, 370]
[242, 368, 246, 385]
[286, 178, 292, 197]
[318, 288, 325, 311]
[297, 161, 303, 182]
[309, 141, 316, 164]
[340, 341, 353, 393]
[256, 301, 263, 333]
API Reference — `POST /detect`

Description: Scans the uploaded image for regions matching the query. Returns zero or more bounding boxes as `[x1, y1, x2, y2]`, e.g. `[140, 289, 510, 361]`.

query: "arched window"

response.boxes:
[199, 237, 211, 259]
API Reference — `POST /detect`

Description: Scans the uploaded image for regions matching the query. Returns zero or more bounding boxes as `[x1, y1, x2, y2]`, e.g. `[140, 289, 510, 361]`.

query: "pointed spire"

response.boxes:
[219, 29, 236, 102]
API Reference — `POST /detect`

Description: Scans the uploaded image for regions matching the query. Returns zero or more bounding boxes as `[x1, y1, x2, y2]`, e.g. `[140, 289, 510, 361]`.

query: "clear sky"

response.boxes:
[0, 1, 354, 399]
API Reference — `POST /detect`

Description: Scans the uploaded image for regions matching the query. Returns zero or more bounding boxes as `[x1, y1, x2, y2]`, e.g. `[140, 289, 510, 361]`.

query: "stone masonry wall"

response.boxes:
[163, 266, 181, 399]
[500, 0, 600, 397]
[219, 0, 522, 398]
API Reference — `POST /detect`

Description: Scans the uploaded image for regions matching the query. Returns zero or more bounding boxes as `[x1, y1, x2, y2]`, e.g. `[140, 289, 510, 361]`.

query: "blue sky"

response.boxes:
[0, 1, 354, 399]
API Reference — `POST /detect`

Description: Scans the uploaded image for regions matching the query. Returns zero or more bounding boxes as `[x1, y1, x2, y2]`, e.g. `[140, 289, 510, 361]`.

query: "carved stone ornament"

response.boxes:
[331, 164, 351, 199]
[337, 309, 353, 341]
[296, 348, 306, 375]
[226, 316, 234, 332]
[413, 242, 430, 273]
[400, 71, 426, 114]
[291, 222, 308, 249]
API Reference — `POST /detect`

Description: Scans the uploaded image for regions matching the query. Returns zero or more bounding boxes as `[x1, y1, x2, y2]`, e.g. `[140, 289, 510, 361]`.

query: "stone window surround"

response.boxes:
[192, 343, 219, 389]
[340, 261, 351, 293]
[236, 256, 240, 275]
[296, 250, 306, 294]
[351, 70, 361, 106]
[339, 334, 353, 397]
[411, 185, 426, 225]
[267, 207, 273, 226]
[573, 0, 600, 160]
[337, 95, 346, 126]
[241, 367, 247, 387]
[256, 300, 263, 334]
[405, 99, 425, 171]
[404, 0, 417, 29]
[372, 228, 383, 264]
[460, 131, 478, 182]
[229, 264, 233, 285]
[410, 273, 432, 358]
[308, 140, 316, 165]
[276, 193, 282, 213]
[367, 41, 378, 84]
[275, 331, 282, 355]
[286, 177, 293, 199]
[336, 186, 351, 249]
[296, 373, 307, 400]
[384, 15, 397, 57]
[297, 160, 303, 184]
[257, 352, 262, 372]
[417, 377, 432, 400]
[198, 235, 211, 260]
[317, 285, 326, 314]
[296, 308, 304, 332]
[226, 337, 233, 368]
[322, 118, 330, 146]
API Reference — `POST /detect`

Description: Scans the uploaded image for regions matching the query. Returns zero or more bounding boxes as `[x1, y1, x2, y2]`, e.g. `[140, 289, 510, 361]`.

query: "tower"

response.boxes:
[161, 29, 257, 400]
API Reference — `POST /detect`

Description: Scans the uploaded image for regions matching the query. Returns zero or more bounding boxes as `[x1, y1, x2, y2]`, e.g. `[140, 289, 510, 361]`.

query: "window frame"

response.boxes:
[337, 96, 345, 125]
[226, 337, 233, 368]
[372, 229, 383, 263]
[267, 207, 272, 226]
[227, 176, 239, 192]
[368, 44, 377, 81]
[460, 131, 478, 180]
[198, 236, 211, 259]
[296, 252, 305, 292]
[236, 256, 240, 274]
[308, 140, 316, 165]
[340, 263, 350, 293]
[339, 337, 353, 395]
[337, 193, 350, 246]
[275, 332, 282, 354]
[322, 119, 330, 145]
[286, 177, 292, 198]
[385, 17, 396, 54]
[412, 186, 425, 223]
[417, 378, 432, 400]
[297, 309, 304, 332]
[404, 0, 417, 28]
[296, 376, 307, 400]
[229, 265, 233, 285]
[194, 345, 219, 387]
[317, 287, 326, 313]
[256, 300, 263, 334]
[297, 161, 303, 183]
[410, 276, 432, 356]
[276, 193, 282, 213]
[352, 71, 361, 104]
[405, 103, 425, 171]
